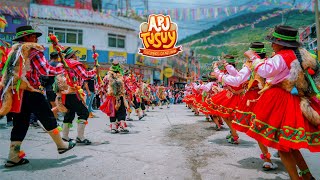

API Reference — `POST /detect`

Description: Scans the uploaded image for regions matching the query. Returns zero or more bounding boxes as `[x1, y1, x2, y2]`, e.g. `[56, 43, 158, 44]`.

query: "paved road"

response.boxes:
[0, 104, 319, 180]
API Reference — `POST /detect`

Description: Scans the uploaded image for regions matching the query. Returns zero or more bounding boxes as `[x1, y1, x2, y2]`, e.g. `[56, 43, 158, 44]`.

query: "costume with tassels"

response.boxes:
[1, 26, 75, 168]
[244, 26, 320, 153]
[198, 79, 221, 115]
[56, 47, 96, 145]
[207, 56, 245, 119]
[232, 42, 266, 133]
[100, 62, 130, 133]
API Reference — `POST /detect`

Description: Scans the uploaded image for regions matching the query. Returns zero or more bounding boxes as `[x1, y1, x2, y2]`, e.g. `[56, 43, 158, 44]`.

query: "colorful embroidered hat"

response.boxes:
[265, 25, 301, 48]
[110, 60, 124, 75]
[12, 25, 42, 42]
[63, 47, 79, 59]
[223, 54, 235, 63]
[249, 42, 266, 58]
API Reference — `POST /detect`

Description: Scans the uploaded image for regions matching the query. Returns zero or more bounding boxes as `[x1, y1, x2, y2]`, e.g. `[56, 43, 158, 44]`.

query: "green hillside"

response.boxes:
[178, 9, 315, 73]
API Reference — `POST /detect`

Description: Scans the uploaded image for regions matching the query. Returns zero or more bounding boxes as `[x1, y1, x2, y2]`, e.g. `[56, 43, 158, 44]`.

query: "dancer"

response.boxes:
[100, 62, 130, 133]
[60, 47, 96, 145]
[244, 25, 319, 179]
[1, 26, 75, 167]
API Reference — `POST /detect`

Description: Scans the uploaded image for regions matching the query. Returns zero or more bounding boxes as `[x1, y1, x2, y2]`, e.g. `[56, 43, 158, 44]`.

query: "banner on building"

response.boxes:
[109, 51, 127, 64]
[49, 46, 87, 61]
[0, 32, 15, 45]
[135, 54, 145, 65]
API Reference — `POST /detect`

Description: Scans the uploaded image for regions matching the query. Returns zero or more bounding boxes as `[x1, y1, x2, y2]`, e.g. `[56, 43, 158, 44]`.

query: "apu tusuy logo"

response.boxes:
[139, 14, 182, 58]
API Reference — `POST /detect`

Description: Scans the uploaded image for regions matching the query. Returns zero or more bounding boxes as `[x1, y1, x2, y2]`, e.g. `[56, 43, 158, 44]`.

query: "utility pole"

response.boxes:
[126, 0, 130, 16]
[315, 0, 320, 60]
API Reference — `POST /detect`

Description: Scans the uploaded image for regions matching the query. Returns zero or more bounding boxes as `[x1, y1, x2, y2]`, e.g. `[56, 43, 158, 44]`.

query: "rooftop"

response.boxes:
[30, 4, 141, 31]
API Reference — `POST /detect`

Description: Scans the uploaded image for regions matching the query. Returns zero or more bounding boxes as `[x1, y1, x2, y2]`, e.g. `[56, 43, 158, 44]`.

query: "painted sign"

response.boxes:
[109, 51, 127, 64]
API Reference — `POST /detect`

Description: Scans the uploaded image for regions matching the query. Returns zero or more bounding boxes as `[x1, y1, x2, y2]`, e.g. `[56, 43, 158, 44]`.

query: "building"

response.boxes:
[299, 23, 317, 50]
[29, 2, 141, 77]
[0, 0, 29, 45]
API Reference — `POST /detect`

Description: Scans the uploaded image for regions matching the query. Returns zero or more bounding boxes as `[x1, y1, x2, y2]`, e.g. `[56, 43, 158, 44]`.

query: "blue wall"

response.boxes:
[4, 15, 27, 33]
[87, 50, 109, 63]
[127, 53, 135, 64]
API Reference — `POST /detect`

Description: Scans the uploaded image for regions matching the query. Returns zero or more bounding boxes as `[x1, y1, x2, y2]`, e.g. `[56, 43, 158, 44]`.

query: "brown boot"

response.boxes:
[4, 141, 29, 168]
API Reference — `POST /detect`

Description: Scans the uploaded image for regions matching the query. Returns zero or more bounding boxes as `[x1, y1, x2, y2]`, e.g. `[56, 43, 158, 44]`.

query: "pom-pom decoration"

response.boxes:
[68, 123, 73, 128]
[18, 150, 26, 159]
[290, 86, 298, 95]
[316, 94, 320, 100]
[92, 53, 99, 59]
[52, 128, 60, 135]
[307, 68, 315, 75]
[57, 126, 63, 131]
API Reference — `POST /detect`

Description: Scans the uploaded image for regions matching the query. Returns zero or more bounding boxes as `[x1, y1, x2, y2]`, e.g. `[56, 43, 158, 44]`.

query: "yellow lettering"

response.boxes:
[147, 33, 155, 46]
[152, 32, 162, 48]
[163, 31, 176, 49]
[161, 31, 168, 44]
[140, 32, 150, 48]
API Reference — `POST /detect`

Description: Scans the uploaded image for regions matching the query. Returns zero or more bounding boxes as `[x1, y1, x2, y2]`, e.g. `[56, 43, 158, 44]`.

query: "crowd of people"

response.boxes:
[0, 24, 320, 180]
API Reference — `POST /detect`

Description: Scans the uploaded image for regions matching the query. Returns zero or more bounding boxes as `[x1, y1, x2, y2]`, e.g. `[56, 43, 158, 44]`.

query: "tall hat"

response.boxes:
[223, 54, 235, 64]
[12, 25, 42, 42]
[110, 60, 124, 75]
[265, 25, 301, 48]
[249, 42, 266, 58]
[63, 47, 79, 59]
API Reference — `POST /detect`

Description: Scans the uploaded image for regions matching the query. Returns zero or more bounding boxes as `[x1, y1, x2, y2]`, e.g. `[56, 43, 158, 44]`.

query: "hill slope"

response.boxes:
[178, 9, 315, 73]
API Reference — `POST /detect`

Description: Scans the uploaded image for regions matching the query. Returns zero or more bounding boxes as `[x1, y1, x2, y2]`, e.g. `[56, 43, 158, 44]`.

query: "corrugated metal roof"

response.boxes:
[30, 4, 141, 31]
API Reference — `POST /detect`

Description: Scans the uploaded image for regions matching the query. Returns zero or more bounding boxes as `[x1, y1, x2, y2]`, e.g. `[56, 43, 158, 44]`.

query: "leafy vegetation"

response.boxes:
[178, 8, 315, 74]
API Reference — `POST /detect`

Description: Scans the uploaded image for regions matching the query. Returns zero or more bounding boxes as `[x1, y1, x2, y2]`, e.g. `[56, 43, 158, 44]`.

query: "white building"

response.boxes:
[29, 3, 141, 75]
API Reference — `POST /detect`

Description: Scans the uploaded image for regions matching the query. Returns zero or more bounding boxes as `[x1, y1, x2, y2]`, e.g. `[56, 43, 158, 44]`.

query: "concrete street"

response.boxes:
[0, 104, 319, 180]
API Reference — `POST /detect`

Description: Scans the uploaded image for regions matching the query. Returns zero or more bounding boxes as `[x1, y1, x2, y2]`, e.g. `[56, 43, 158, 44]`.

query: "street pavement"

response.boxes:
[0, 104, 319, 180]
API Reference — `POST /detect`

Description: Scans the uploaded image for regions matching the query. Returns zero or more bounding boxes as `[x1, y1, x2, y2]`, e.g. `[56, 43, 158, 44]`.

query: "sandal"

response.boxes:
[227, 136, 239, 144]
[262, 162, 278, 171]
[111, 129, 119, 134]
[62, 138, 74, 142]
[119, 128, 129, 134]
[58, 141, 76, 154]
[5, 158, 29, 168]
[76, 137, 92, 145]
[226, 132, 232, 139]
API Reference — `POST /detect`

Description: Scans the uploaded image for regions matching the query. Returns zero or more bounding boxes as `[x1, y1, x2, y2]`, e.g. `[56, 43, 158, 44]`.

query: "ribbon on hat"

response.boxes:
[272, 32, 298, 41]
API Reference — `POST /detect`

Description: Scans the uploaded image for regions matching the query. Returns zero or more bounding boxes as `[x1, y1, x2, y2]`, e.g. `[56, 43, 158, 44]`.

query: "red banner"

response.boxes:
[139, 46, 182, 58]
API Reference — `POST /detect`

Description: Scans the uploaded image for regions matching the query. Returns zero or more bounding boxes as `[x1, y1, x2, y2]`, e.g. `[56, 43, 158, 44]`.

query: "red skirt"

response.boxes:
[182, 94, 194, 104]
[232, 89, 259, 133]
[246, 87, 320, 152]
[206, 89, 242, 118]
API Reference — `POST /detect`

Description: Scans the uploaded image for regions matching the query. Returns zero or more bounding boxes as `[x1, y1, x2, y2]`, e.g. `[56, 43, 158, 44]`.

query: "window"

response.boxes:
[48, 27, 83, 45]
[12, 18, 21, 24]
[108, 33, 125, 48]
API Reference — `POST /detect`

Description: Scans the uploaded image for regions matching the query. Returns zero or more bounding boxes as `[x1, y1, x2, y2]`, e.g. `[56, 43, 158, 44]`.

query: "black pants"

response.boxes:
[11, 91, 57, 141]
[110, 96, 126, 122]
[63, 94, 89, 123]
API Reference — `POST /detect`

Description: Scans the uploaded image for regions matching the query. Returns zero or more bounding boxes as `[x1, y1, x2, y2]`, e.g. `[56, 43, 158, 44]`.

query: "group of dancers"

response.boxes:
[1, 24, 320, 179]
[183, 25, 320, 180]
[0, 25, 171, 168]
